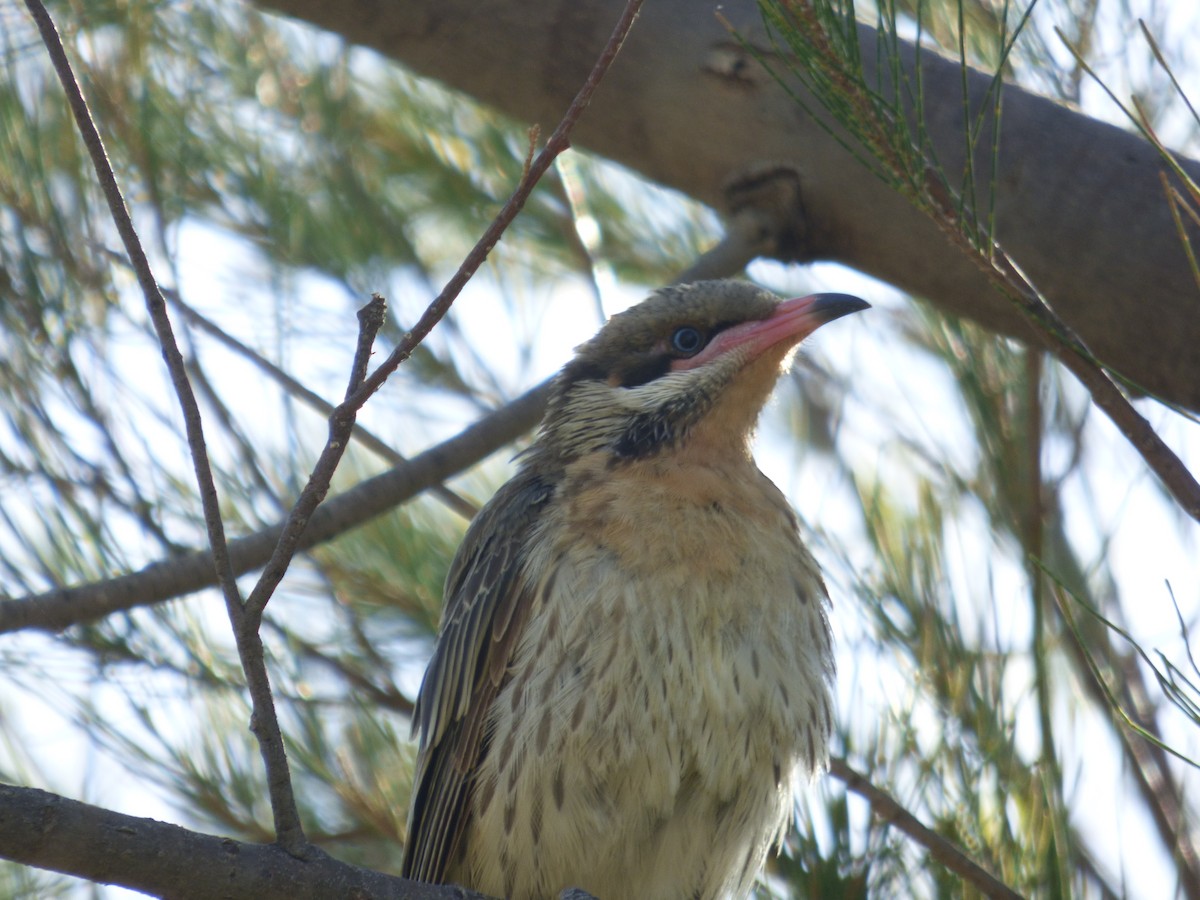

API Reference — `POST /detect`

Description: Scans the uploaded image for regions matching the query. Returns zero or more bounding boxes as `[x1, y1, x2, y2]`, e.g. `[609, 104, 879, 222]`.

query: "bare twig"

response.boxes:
[241, 295, 388, 629]
[226, 296, 389, 852]
[0, 381, 552, 634]
[165, 288, 477, 520]
[340, 0, 645, 412]
[217, 0, 644, 636]
[22, 0, 315, 852]
[828, 757, 1024, 899]
[21, 0, 242, 613]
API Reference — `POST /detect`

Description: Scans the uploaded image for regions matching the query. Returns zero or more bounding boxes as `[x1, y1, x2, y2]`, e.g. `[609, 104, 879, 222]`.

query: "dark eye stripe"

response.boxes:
[615, 355, 670, 388]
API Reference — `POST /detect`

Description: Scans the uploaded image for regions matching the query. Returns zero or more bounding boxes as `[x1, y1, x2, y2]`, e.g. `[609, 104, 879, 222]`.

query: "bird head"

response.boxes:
[536, 280, 868, 466]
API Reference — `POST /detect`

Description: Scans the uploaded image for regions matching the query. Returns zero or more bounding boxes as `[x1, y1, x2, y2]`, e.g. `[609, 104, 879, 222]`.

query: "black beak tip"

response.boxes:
[811, 294, 868, 319]
[811, 293, 871, 321]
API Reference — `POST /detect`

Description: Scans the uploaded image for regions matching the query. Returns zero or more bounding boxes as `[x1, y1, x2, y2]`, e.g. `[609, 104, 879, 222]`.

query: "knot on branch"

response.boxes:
[721, 162, 810, 262]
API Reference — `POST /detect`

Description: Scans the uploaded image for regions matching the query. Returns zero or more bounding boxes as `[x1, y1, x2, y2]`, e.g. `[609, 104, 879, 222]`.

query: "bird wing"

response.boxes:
[402, 468, 555, 882]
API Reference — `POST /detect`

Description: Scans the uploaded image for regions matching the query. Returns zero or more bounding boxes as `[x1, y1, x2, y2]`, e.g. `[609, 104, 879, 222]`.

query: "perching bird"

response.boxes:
[402, 280, 867, 899]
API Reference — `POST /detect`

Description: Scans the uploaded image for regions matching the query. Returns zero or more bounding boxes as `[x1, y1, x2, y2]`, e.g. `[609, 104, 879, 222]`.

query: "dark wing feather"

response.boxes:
[401, 469, 554, 882]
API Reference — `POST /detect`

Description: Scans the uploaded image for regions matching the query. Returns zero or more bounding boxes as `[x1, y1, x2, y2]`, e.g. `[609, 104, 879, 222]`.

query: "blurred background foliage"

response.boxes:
[0, 0, 1197, 897]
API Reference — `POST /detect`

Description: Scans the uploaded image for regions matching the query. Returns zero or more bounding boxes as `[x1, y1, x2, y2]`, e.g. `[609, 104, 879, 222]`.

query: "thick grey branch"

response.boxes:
[255, 0, 1200, 412]
[0, 783, 492, 900]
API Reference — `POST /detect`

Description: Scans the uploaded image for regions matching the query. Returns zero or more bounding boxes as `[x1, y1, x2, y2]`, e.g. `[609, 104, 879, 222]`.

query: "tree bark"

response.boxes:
[0, 783, 493, 899]
[254, 0, 1200, 412]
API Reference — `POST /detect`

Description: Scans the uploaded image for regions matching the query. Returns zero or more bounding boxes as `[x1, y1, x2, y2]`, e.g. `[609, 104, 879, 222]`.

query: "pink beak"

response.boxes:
[673, 293, 868, 372]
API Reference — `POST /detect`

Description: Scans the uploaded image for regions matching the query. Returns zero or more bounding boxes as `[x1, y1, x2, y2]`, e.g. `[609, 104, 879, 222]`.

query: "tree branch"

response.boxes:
[0, 783, 493, 900]
[0, 381, 551, 634]
[828, 758, 1022, 900]
[165, 288, 477, 520]
[254, 0, 1200, 414]
[22, 0, 245, 636]
[339, 0, 645, 413]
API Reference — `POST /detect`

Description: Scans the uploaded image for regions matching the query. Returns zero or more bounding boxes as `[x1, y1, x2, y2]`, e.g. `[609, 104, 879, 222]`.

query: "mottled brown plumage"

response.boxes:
[403, 280, 867, 898]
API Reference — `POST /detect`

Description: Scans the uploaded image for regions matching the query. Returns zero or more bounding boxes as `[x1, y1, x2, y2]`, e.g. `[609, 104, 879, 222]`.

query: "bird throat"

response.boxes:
[612, 346, 792, 464]
[612, 388, 710, 461]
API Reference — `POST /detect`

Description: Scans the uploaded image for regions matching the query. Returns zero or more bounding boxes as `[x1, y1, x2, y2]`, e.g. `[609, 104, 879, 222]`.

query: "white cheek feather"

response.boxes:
[547, 353, 748, 458]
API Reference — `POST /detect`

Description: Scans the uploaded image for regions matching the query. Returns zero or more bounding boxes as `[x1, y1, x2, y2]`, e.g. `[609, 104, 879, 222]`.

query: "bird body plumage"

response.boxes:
[403, 281, 866, 899]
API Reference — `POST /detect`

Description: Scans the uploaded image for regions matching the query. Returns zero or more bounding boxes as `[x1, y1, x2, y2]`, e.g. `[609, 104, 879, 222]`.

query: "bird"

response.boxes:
[402, 279, 867, 899]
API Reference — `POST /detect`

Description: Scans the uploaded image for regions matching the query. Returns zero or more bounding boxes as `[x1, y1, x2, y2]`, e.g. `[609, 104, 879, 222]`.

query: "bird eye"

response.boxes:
[670, 325, 705, 357]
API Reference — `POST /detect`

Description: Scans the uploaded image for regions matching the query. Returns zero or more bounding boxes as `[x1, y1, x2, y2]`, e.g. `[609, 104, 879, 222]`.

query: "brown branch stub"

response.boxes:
[349, 293, 389, 397]
[672, 163, 813, 283]
[721, 161, 811, 262]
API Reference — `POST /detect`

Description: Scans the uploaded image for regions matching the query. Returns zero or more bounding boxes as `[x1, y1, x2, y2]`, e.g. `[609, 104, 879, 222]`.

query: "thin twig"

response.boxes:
[0, 381, 553, 634]
[235, 295, 387, 851]
[22, 0, 313, 851]
[341, 0, 645, 412]
[165, 286, 477, 520]
[242, 295, 388, 628]
[227, 0, 644, 624]
[828, 757, 1024, 899]
[21, 0, 244, 614]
